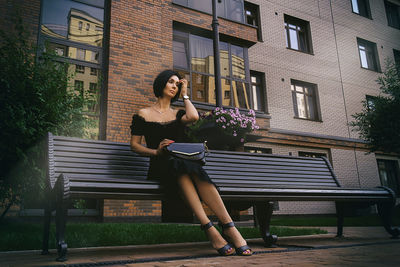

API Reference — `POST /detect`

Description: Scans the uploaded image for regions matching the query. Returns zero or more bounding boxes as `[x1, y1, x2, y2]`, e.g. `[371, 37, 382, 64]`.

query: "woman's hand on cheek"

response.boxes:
[179, 79, 188, 96]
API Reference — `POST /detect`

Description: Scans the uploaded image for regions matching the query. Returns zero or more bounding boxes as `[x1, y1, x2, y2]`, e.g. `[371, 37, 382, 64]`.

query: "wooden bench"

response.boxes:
[42, 133, 399, 261]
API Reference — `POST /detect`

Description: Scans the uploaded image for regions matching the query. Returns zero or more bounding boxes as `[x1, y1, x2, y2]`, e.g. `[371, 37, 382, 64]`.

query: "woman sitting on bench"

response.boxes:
[130, 70, 252, 256]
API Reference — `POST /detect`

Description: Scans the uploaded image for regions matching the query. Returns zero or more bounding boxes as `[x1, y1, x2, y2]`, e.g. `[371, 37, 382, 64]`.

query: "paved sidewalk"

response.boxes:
[1, 227, 399, 266]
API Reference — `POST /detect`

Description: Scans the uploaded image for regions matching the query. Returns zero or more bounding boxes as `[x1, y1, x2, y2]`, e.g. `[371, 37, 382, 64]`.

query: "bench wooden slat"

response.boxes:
[55, 173, 148, 180]
[54, 140, 132, 151]
[207, 156, 325, 166]
[54, 151, 140, 161]
[205, 161, 330, 171]
[54, 156, 149, 166]
[55, 162, 149, 170]
[205, 167, 332, 176]
[208, 171, 334, 179]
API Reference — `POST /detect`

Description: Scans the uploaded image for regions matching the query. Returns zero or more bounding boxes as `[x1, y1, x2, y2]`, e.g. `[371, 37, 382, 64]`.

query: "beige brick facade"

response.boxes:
[246, 0, 400, 215]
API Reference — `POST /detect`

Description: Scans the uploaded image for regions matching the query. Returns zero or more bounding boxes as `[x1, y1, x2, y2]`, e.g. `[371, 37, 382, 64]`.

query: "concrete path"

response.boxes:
[1, 227, 399, 266]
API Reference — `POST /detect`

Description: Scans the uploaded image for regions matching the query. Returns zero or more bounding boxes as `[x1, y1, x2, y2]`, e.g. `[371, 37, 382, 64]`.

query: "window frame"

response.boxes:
[350, 0, 372, 19]
[357, 37, 381, 72]
[384, 0, 400, 30]
[284, 14, 313, 54]
[290, 79, 321, 122]
[393, 49, 400, 66]
[245, 147, 272, 154]
[365, 95, 377, 111]
[244, 1, 262, 41]
[377, 159, 400, 196]
[172, 0, 246, 24]
[173, 29, 265, 112]
[250, 70, 267, 112]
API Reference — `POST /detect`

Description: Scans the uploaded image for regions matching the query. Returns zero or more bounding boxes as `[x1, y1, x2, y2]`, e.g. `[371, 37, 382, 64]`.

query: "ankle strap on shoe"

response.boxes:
[200, 221, 214, 231]
[220, 222, 235, 229]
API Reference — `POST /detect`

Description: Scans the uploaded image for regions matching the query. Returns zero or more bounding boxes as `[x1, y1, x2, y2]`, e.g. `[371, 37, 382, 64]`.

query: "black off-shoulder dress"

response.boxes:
[130, 110, 216, 198]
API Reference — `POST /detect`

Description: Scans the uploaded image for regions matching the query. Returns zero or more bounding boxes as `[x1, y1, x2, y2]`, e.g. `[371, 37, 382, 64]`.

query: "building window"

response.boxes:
[76, 65, 85, 74]
[76, 48, 86, 61]
[90, 67, 97, 76]
[357, 38, 380, 71]
[39, 0, 106, 139]
[377, 159, 400, 196]
[351, 0, 371, 18]
[89, 82, 97, 93]
[284, 14, 313, 54]
[173, 30, 261, 111]
[298, 151, 327, 158]
[250, 71, 266, 112]
[384, 1, 400, 29]
[244, 1, 262, 41]
[173, 0, 245, 23]
[291, 80, 320, 121]
[394, 49, 400, 66]
[74, 80, 84, 95]
[366, 95, 376, 111]
[245, 147, 272, 154]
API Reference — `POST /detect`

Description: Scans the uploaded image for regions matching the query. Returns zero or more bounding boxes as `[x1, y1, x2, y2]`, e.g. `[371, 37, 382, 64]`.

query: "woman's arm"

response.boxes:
[179, 79, 199, 124]
[130, 135, 174, 157]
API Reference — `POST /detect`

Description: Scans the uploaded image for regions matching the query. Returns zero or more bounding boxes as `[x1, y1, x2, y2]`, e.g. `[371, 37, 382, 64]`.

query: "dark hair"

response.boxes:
[153, 70, 182, 103]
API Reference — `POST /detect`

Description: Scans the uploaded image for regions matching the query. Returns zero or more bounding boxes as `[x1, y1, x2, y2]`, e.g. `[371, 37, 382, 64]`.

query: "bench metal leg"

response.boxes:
[377, 202, 400, 238]
[255, 202, 277, 247]
[335, 202, 344, 237]
[41, 204, 52, 255]
[55, 197, 68, 262]
[54, 174, 70, 262]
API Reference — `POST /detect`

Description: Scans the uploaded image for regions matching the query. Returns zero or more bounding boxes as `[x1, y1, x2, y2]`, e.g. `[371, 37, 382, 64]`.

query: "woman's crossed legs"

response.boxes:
[177, 174, 250, 254]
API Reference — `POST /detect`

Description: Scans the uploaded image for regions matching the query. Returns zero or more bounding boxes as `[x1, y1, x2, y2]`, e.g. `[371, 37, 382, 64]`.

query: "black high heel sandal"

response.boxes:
[219, 222, 253, 256]
[201, 221, 235, 256]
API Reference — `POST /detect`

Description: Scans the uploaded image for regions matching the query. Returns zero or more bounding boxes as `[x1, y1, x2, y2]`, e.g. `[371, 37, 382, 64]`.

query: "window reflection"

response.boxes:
[192, 73, 216, 105]
[220, 42, 229, 77]
[173, 39, 189, 69]
[232, 81, 250, 109]
[190, 35, 214, 74]
[69, 64, 101, 114]
[231, 45, 245, 79]
[41, 0, 104, 47]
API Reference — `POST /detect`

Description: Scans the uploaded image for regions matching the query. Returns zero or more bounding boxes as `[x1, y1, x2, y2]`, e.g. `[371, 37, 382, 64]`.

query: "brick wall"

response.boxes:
[106, 0, 257, 143]
[0, 0, 41, 40]
[105, 0, 258, 220]
[103, 199, 161, 218]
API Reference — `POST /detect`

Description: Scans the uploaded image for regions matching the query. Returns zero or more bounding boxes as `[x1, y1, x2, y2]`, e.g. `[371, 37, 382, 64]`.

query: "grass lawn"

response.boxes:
[0, 221, 326, 252]
[2, 212, 399, 252]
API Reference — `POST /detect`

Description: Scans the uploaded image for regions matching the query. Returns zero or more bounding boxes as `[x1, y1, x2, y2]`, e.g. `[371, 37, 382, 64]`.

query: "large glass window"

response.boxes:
[291, 80, 320, 121]
[173, 0, 245, 23]
[357, 38, 380, 72]
[377, 159, 400, 196]
[39, 0, 105, 139]
[384, 0, 400, 30]
[284, 15, 313, 54]
[173, 30, 265, 111]
[351, 0, 371, 19]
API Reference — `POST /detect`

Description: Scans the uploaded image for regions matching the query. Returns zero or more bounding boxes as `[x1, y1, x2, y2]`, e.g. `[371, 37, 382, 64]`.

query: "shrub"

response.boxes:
[0, 17, 95, 219]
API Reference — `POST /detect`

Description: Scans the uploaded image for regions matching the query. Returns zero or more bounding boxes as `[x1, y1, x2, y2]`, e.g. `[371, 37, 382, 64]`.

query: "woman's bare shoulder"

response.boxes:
[138, 108, 151, 117]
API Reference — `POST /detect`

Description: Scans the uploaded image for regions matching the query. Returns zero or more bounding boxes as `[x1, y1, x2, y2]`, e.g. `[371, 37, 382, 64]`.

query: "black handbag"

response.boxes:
[166, 142, 209, 165]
